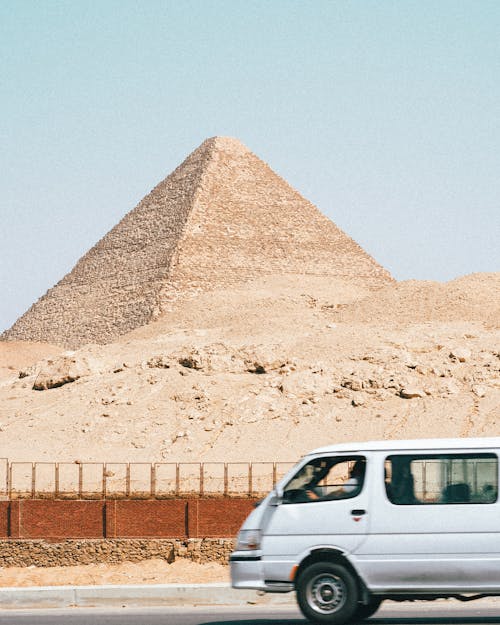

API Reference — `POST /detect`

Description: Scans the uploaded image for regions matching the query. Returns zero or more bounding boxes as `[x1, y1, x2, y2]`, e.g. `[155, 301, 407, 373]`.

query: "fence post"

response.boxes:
[200, 464, 204, 497]
[5, 460, 8, 499]
[248, 463, 253, 497]
[175, 464, 180, 497]
[151, 464, 156, 498]
[224, 463, 228, 497]
[8, 464, 12, 499]
[125, 464, 130, 498]
[31, 464, 36, 499]
[78, 463, 83, 499]
[55, 464, 59, 499]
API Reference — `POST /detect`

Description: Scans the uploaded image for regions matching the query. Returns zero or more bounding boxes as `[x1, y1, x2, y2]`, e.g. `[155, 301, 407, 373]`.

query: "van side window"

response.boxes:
[385, 453, 498, 505]
[283, 456, 366, 503]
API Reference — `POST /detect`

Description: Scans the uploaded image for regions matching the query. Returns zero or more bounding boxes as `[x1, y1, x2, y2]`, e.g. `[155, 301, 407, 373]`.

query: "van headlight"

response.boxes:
[236, 529, 261, 551]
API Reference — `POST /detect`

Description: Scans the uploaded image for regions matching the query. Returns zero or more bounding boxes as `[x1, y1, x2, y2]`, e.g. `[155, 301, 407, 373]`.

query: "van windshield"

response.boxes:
[283, 456, 366, 503]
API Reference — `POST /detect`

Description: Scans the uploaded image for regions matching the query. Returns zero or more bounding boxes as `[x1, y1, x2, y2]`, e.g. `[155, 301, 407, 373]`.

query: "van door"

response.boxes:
[261, 455, 371, 582]
[359, 450, 500, 592]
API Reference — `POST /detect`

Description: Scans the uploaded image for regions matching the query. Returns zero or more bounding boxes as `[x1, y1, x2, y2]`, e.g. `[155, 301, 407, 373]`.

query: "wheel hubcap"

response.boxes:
[306, 573, 346, 614]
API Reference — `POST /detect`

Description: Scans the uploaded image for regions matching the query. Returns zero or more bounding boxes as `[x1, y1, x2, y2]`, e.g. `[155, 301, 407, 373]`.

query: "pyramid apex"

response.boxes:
[204, 136, 251, 155]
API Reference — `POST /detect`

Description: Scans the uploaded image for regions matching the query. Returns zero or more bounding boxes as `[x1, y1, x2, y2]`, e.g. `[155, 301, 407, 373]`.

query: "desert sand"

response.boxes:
[0, 273, 498, 584]
[0, 273, 498, 467]
[0, 558, 227, 587]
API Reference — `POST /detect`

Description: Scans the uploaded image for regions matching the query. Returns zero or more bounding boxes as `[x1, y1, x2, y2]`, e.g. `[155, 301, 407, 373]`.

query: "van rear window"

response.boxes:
[385, 453, 498, 505]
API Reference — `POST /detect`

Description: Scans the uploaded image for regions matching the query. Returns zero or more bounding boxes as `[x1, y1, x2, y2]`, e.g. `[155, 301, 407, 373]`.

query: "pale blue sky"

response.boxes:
[1, 1, 499, 333]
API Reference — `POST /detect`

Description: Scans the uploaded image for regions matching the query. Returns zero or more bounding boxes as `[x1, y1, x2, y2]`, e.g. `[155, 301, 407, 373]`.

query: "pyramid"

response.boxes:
[2, 137, 393, 348]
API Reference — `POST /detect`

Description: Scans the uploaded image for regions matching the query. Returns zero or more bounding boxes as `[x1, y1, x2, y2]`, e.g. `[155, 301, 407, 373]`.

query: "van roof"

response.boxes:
[309, 437, 500, 456]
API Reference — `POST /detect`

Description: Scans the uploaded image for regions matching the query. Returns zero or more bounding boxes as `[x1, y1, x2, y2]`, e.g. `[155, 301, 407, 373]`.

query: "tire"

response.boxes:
[296, 561, 359, 625]
[351, 597, 383, 621]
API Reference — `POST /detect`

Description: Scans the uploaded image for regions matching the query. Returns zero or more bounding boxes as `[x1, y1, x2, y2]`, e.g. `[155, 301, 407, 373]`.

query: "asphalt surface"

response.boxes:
[1, 604, 500, 625]
[0, 606, 300, 625]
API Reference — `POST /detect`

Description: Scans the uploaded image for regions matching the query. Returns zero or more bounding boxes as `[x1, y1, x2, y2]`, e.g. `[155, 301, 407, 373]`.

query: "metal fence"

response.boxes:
[1, 460, 295, 500]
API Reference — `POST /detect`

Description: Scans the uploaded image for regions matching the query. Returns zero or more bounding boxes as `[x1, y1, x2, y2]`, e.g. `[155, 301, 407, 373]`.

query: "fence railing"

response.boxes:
[1, 460, 295, 500]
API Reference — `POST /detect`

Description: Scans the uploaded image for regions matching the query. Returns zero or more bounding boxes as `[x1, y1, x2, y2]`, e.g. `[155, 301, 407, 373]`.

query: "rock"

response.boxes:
[33, 353, 100, 391]
[440, 380, 460, 395]
[367, 377, 382, 389]
[384, 377, 403, 392]
[240, 346, 290, 374]
[375, 389, 394, 401]
[280, 370, 332, 399]
[351, 396, 366, 406]
[172, 431, 189, 442]
[342, 377, 363, 392]
[431, 366, 447, 377]
[450, 348, 471, 363]
[400, 387, 425, 399]
[334, 390, 352, 400]
[147, 355, 171, 369]
[178, 349, 204, 370]
[472, 384, 487, 398]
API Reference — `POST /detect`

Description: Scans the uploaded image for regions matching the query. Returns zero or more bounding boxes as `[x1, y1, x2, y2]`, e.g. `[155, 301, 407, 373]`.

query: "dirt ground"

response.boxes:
[0, 274, 498, 469]
[0, 559, 228, 587]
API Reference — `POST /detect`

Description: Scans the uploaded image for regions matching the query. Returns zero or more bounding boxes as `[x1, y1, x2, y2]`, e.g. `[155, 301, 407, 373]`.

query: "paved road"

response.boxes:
[1, 604, 500, 625]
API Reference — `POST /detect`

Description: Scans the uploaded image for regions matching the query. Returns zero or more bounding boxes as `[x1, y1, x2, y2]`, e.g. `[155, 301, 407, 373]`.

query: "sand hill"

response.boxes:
[335, 273, 500, 327]
[1, 137, 392, 349]
[0, 273, 498, 465]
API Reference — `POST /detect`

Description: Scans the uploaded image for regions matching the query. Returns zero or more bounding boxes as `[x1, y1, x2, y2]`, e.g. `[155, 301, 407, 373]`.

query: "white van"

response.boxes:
[230, 437, 500, 624]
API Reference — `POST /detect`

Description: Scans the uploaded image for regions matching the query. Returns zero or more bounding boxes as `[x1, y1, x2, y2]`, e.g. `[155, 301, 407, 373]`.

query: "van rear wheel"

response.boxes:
[296, 562, 359, 625]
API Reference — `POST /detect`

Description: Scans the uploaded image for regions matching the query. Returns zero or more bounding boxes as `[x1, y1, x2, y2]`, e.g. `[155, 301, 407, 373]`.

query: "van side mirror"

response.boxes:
[269, 490, 282, 506]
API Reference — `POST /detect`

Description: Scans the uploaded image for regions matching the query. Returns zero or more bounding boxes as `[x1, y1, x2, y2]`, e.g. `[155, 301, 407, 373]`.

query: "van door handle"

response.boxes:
[351, 509, 366, 516]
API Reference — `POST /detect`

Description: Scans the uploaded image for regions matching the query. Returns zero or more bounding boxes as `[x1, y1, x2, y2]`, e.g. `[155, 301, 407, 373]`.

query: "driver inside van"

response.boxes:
[284, 458, 365, 502]
[307, 459, 365, 500]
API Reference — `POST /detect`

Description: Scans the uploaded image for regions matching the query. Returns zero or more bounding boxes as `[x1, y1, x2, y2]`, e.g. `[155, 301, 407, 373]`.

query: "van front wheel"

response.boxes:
[296, 562, 359, 625]
[352, 597, 383, 621]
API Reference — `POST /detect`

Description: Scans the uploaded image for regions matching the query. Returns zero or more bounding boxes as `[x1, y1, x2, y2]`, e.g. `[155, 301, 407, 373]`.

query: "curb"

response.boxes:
[0, 583, 296, 610]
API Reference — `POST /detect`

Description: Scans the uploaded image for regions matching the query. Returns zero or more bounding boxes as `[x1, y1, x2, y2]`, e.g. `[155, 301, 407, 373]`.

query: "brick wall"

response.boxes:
[0, 498, 256, 540]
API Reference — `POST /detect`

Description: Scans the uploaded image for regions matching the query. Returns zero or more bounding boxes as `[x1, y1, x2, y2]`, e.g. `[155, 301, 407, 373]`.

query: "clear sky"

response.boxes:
[1, 1, 499, 333]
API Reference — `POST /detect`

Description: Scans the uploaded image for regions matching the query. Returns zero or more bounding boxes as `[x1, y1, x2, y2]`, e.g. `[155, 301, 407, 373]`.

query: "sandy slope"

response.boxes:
[0, 274, 498, 467]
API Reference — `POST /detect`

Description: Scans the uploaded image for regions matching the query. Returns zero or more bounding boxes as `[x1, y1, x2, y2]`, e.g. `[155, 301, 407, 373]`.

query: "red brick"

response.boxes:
[0, 502, 9, 538]
[18, 501, 104, 539]
[188, 499, 257, 538]
[112, 500, 187, 538]
[9, 501, 21, 538]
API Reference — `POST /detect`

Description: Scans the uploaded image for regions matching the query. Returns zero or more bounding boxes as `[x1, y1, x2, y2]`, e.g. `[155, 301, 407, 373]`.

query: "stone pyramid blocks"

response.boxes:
[2, 137, 393, 348]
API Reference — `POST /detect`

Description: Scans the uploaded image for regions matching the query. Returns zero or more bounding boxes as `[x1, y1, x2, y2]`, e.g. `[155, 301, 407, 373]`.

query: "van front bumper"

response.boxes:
[230, 554, 294, 593]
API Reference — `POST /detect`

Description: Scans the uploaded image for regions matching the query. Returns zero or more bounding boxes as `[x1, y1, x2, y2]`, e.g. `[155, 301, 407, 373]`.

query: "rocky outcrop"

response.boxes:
[19, 351, 104, 390]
